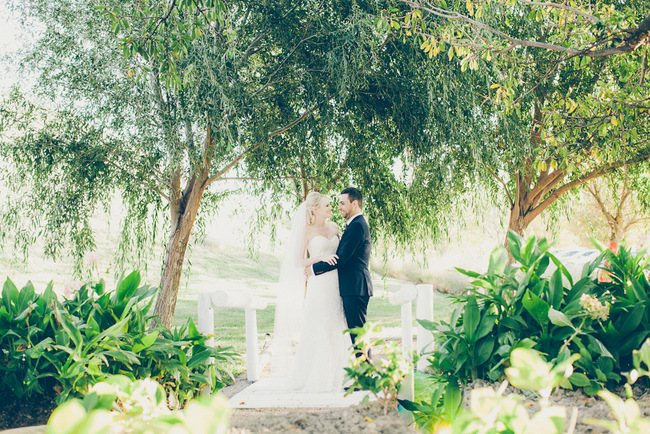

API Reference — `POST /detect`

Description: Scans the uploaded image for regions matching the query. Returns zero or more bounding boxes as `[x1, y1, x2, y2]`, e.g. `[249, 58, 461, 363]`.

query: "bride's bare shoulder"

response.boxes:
[327, 221, 339, 235]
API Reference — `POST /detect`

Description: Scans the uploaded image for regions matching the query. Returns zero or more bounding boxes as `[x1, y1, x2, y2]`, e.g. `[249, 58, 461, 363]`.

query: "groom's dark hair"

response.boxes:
[341, 187, 363, 208]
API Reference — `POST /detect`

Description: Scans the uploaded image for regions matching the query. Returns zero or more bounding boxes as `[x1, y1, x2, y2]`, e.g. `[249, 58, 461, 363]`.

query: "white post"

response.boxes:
[389, 284, 417, 404]
[198, 290, 268, 385]
[401, 303, 413, 355]
[400, 301, 415, 403]
[416, 284, 434, 372]
[197, 293, 215, 347]
[197, 292, 215, 395]
[245, 307, 260, 382]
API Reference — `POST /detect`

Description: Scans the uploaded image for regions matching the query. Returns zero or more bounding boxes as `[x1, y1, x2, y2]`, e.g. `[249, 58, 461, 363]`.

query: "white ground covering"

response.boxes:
[228, 378, 374, 409]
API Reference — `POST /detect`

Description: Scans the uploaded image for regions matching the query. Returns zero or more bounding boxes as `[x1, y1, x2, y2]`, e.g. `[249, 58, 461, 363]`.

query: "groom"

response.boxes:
[308, 187, 373, 347]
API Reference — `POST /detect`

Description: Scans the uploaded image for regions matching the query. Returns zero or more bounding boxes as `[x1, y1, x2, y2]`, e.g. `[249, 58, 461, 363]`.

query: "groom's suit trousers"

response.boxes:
[342, 295, 370, 344]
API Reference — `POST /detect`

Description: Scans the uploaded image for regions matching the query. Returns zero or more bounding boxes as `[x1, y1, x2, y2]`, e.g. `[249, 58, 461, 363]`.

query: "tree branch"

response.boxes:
[528, 150, 650, 222]
[205, 92, 337, 186]
[104, 159, 170, 202]
[483, 163, 513, 207]
[517, 0, 601, 24]
[403, 1, 650, 58]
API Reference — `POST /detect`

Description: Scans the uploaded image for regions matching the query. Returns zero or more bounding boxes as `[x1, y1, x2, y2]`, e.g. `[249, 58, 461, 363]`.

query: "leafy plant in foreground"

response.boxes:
[344, 323, 413, 415]
[397, 376, 462, 433]
[46, 375, 230, 434]
[452, 348, 579, 434]
[0, 271, 238, 405]
[584, 338, 650, 433]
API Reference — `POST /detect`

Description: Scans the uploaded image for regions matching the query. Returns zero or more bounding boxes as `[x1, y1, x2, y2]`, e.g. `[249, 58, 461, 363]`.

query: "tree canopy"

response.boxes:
[388, 0, 650, 240]
[0, 0, 443, 326]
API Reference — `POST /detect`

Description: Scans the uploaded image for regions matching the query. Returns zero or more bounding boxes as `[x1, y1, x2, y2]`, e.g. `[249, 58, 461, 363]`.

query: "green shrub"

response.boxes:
[404, 345, 650, 433]
[0, 271, 238, 406]
[46, 375, 230, 434]
[420, 231, 650, 395]
[344, 323, 413, 415]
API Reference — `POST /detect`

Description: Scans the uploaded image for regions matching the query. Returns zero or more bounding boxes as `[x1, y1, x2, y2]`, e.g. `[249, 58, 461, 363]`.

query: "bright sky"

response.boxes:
[0, 3, 21, 94]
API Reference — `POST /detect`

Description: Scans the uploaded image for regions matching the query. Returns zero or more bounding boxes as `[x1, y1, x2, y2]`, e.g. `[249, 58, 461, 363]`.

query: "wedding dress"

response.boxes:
[288, 235, 351, 392]
[269, 203, 351, 393]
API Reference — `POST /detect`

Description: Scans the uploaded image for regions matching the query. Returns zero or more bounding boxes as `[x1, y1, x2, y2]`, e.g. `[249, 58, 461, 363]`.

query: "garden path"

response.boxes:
[228, 378, 373, 408]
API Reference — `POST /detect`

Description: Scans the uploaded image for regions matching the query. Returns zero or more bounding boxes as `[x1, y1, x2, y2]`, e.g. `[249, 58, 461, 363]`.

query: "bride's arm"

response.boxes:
[301, 254, 337, 267]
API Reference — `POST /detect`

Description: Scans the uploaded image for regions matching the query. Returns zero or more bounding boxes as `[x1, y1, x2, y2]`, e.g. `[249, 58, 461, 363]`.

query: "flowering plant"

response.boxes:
[579, 294, 610, 321]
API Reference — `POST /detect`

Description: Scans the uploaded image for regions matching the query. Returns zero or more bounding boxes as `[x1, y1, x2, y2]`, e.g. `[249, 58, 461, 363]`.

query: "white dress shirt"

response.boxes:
[347, 212, 363, 225]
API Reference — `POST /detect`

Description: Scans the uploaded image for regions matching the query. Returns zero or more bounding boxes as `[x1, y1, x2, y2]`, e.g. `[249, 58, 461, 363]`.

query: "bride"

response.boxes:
[271, 192, 352, 392]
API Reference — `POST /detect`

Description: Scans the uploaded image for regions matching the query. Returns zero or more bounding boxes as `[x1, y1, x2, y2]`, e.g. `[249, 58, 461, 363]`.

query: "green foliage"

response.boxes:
[583, 389, 650, 434]
[382, 0, 650, 238]
[2, 0, 449, 325]
[343, 322, 413, 415]
[47, 375, 230, 434]
[453, 349, 576, 434]
[0, 271, 238, 405]
[405, 345, 650, 433]
[584, 339, 650, 433]
[421, 231, 650, 395]
[398, 376, 461, 433]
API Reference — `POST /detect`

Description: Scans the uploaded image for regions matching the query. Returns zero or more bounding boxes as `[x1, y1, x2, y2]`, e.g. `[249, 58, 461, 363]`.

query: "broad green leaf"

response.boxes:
[487, 246, 508, 275]
[521, 236, 536, 266]
[2, 278, 19, 314]
[614, 305, 644, 336]
[475, 337, 495, 366]
[548, 308, 574, 329]
[630, 278, 649, 303]
[454, 267, 481, 278]
[114, 270, 141, 304]
[54, 309, 83, 349]
[463, 296, 480, 340]
[548, 268, 564, 309]
[587, 336, 613, 359]
[132, 331, 159, 353]
[188, 347, 212, 369]
[545, 253, 574, 287]
[188, 318, 201, 339]
[443, 379, 462, 420]
[507, 231, 523, 262]
[522, 289, 549, 332]
[475, 315, 497, 340]
[568, 372, 591, 387]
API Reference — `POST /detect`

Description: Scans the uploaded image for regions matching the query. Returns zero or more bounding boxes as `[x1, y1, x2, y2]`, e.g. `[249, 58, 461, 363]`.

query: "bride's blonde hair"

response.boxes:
[305, 192, 328, 225]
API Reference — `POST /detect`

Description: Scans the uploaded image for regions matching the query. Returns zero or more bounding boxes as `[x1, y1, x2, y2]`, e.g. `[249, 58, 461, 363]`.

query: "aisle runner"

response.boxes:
[228, 378, 374, 408]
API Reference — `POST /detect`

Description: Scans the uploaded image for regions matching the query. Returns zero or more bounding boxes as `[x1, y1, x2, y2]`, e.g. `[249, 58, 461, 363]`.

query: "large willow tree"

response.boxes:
[0, 0, 429, 327]
[391, 0, 650, 240]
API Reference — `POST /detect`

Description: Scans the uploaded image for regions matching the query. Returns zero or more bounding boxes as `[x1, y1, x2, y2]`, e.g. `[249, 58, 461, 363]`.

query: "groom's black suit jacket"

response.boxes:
[313, 215, 373, 297]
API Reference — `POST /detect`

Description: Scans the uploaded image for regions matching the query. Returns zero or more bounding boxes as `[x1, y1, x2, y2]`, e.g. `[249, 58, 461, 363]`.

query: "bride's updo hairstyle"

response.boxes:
[305, 192, 328, 225]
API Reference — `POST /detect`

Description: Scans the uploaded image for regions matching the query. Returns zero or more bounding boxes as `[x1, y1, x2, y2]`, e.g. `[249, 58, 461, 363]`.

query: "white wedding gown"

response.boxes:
[288, 235, 351, 392]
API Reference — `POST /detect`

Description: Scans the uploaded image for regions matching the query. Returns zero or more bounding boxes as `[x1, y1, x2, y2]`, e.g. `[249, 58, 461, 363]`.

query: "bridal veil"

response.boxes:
[269, 202, 307, 377]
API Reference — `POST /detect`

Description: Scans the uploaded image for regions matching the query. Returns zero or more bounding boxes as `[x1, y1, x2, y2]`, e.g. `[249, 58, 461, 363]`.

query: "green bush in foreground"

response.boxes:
[46, 375, 229, 434]
[0, 271, 238, 406]
[421, 231, 650, 395]
[405, 343, 650, 433]
[344, 323, 413, 415]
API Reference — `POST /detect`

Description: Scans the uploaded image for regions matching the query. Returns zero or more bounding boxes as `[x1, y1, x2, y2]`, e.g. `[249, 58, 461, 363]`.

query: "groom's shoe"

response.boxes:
[344, 385, 363, 392]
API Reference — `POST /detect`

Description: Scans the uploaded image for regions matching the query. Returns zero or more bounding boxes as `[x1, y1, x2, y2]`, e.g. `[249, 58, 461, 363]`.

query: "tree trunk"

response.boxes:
[504, 172, 535, 247]
[153, 178, 207, 329]
[505, 197, 534, 262]
[609, 221, 621, 244]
